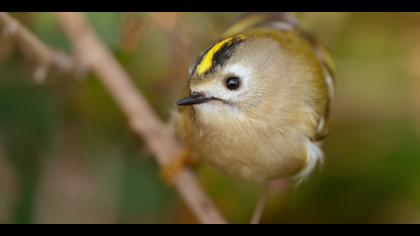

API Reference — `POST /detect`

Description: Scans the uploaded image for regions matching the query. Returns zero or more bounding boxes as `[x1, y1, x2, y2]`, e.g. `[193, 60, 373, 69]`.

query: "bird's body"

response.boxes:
[176, 13, 334, 183]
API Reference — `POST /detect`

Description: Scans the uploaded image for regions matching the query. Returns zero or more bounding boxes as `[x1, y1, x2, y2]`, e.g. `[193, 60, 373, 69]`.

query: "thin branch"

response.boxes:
[0, 12, 82, 82]
[250, 179, 290, 224]
[0, 11, 226, 224]
[250, 184, 269, 224]
[54, 12, 226, 224]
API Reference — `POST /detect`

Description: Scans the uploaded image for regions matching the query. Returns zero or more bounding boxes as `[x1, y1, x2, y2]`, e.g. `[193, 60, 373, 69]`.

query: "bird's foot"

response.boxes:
[160, 148, 190, 186]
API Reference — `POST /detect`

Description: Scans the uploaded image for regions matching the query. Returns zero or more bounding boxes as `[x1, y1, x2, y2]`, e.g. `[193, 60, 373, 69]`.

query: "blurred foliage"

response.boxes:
[0, 13, 420, 223]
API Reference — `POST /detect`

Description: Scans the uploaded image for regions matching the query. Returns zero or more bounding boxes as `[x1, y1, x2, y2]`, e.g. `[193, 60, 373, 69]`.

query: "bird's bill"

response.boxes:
[176, 94, 211, 106]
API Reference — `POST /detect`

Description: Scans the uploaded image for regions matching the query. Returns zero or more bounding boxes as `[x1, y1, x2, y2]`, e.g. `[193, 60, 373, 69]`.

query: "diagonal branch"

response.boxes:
[0, 11, 226, 224]
[53, 12, 226, 224]
[0, 12, 82, 82]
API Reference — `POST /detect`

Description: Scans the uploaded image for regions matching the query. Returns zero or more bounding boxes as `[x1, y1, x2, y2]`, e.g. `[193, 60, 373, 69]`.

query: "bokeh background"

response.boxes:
[0, 12, 420, 224]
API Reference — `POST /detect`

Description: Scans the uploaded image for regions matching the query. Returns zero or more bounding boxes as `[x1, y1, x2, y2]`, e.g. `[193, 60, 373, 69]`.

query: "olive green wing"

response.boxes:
[224, 13, 335, 142]
[303, 33, 335, 142]
[222, 12, 299, 37]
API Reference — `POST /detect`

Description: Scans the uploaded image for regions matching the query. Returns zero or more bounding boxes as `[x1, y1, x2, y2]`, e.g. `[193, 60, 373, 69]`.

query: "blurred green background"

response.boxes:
[0, 12, 420, 224]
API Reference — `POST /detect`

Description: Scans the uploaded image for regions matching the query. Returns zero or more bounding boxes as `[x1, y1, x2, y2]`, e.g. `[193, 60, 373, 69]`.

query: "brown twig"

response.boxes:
[54, 12, 226, 224]
[0, 12, 82, 82]
[0, 11, 226, 224]
[250, 179, 291, 224]
[250, 183, 269, 224]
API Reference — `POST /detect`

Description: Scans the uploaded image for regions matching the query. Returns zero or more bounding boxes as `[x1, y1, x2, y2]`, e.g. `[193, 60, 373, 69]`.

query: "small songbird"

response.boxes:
[173, 13, 334, 186]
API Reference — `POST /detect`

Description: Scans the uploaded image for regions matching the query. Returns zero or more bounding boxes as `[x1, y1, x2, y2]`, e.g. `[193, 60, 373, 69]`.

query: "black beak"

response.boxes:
[176, 92, 211, 106]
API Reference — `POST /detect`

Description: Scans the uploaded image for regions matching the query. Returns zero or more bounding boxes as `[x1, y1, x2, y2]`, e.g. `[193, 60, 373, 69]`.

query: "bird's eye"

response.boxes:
[225, 76, 241, 91]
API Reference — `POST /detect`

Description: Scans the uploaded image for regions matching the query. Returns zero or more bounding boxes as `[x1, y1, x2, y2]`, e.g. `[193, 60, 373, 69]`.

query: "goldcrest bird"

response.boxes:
[172, 13, 335, 184]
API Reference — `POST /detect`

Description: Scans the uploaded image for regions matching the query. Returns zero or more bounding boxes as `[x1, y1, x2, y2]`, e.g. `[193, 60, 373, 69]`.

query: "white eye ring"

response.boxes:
[224, 64, 251, 80]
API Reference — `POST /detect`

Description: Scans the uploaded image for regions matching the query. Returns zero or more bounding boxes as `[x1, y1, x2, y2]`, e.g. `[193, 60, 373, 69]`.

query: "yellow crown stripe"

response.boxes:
[196, 37, 234, 75]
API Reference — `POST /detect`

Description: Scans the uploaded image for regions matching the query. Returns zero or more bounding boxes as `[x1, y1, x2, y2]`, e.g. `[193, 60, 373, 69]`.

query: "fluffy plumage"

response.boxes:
[176, 13, 334, 183]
